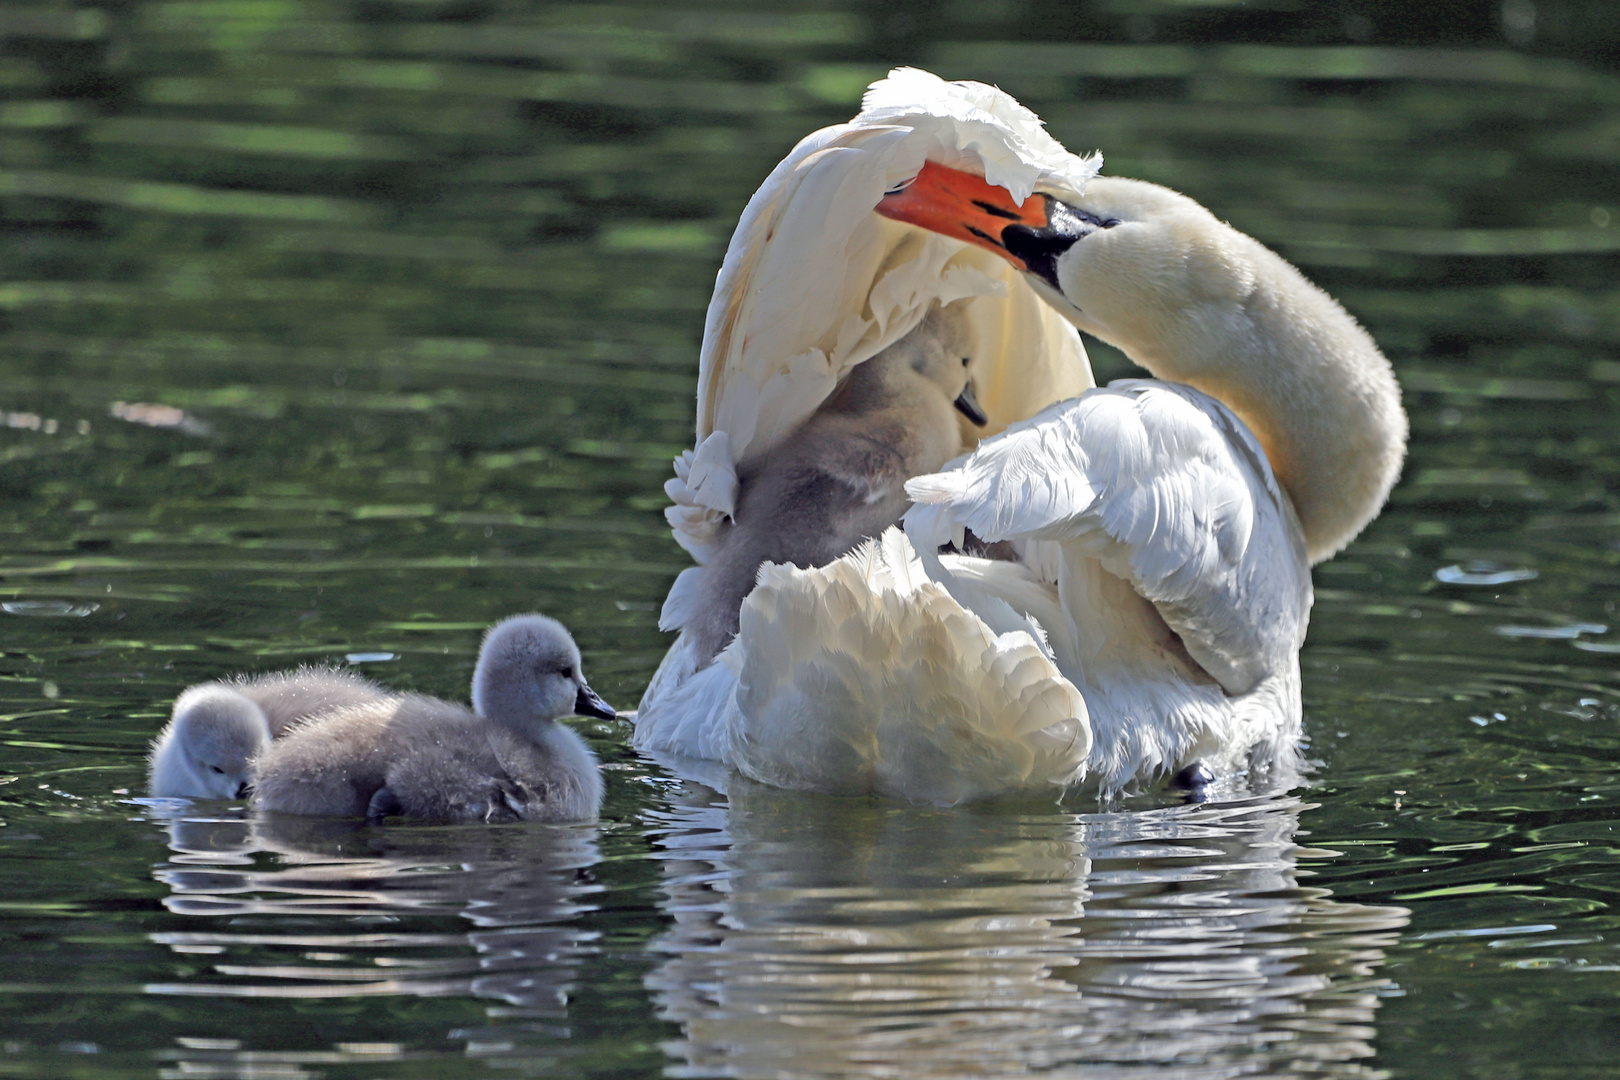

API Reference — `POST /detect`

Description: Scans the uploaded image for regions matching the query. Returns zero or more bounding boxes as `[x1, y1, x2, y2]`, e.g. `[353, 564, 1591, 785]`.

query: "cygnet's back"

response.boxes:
[148, 665, 390, 800]
[689, 303, 986, 664]
[230, 666, 391, 736]
[251, 614, 615, 824]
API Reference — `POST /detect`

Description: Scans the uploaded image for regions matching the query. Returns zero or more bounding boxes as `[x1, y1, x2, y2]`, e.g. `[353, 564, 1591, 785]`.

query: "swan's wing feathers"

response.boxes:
[905, 394, 1108, 545]
[671, 73, 1099, 562]
[723, 533, 1090, 803]
[907, 383, 1312, 696]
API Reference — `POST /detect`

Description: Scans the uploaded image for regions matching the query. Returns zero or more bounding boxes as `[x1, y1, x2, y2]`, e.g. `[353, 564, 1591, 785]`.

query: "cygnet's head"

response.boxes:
[881, 303, 987, 426]
[148, 685, 272, 799]
[470, 614, 616, 734]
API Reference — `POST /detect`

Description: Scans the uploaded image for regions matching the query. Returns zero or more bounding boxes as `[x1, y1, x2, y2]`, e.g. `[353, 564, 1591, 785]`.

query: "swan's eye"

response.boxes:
[210, 766, 225, 774]
[961, 356, 970, 367]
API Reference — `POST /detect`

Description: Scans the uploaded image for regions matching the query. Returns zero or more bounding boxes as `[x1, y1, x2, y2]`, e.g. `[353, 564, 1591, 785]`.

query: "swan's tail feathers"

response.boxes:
[634, 629, 739, 764]
[724, 533, 1090, 804]
[658, 566, 707, 633]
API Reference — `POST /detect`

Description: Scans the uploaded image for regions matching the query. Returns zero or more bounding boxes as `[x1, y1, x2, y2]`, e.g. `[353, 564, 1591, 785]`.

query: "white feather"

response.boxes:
[673, 69, 1095, 561]
[905, 383, 1312, 697]
[721, 534, 1090, 804]
[638, 67, 1401, 802]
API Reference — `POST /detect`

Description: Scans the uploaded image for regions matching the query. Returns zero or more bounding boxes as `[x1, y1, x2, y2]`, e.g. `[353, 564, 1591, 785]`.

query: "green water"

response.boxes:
[0, 0, 1617, 1076]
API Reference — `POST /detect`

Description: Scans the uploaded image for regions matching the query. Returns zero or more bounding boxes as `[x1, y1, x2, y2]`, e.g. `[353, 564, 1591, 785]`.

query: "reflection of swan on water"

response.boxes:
[147, 812, 603, 1080]
[636, 68, 1405, 802]
[645, 782, 1407, 1078]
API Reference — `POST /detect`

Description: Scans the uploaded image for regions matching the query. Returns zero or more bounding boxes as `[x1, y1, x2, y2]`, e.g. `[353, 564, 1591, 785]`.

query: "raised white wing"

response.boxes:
[664, 68, 1099, 566]
[906, 380, 1313, 696]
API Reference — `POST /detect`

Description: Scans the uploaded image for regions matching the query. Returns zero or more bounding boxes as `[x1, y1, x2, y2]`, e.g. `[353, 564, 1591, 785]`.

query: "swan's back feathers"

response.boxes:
[719, 531, 1090, 804]
[908, 383, 1312, 696]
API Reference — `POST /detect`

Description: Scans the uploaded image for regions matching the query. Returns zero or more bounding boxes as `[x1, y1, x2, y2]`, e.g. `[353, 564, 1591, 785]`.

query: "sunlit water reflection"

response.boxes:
[0, 0, 1617, 1076]
[138, 788, 1406, 1080]
[647, 787, 1404, 1079]
[145, 812, 611, 1074]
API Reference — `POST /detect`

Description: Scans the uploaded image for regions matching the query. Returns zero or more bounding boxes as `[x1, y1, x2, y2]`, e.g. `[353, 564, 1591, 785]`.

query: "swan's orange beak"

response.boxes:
[875, 161, 1046, 271]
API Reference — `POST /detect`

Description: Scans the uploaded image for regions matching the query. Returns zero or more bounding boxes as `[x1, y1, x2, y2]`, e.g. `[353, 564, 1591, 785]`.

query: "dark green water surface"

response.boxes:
[0, 1, 1617, 1077]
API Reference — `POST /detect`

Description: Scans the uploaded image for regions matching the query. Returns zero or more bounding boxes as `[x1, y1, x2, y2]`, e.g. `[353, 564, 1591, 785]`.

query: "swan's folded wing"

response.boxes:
[669, 70, 1099, 564]
[906, 381, 1313, 696]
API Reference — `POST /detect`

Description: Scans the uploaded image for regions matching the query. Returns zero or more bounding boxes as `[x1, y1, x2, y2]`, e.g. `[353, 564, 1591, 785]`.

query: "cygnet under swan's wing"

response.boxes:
[664, 68, 1096, 566]
[716, 530, 1089, 804]
[907, 381, 1313, 696]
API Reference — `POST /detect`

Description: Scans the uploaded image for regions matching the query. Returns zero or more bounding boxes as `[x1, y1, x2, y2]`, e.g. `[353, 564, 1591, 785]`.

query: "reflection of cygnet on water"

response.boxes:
[645, 781, 1408, 1079]
[149, 811, 602, 1046]
[252, 614, 614, 823]
[148, 667, 390, 800]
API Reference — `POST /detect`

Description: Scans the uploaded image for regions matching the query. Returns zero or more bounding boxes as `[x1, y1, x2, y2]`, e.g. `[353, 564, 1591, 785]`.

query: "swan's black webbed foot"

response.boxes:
[366, 786, 404, 824]
[476, 780, 526, 824]
[1172, 762, 1215, 803]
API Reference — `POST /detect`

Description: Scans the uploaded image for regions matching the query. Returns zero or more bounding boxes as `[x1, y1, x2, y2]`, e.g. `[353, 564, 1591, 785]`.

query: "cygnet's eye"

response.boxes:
[210, 766, 226, 774]
[961, 356, 971, 367]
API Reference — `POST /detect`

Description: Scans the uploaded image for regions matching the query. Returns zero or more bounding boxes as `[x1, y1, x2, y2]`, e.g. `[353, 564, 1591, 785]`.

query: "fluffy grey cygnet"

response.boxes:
[689, 303, 987, 664]
[148, 667, 389, 800]
[250, 614, 615, 824]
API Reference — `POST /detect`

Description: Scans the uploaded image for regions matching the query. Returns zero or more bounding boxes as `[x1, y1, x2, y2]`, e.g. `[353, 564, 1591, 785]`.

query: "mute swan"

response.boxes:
[635, 68, 1404, 802]
[687, 302, 987, 664]
[252, 614, 614, 823]
[148, 666, 389, 799]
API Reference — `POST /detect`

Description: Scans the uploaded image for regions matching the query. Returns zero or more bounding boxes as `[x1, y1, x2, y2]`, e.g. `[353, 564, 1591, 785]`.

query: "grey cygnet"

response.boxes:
[148, 667, 390, 800]
[689, 303, 987, 664]
[250, 614, 615, 824]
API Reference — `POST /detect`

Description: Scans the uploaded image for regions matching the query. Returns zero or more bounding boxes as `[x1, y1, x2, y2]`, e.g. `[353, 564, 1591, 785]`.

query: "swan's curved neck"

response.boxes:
[873, 163, 1406, 560]
[1132, 263, 1403, 563]
[1055, 235, 1406, 564]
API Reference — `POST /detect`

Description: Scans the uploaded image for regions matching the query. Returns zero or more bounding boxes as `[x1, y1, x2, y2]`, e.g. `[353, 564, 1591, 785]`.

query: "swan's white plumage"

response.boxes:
[717, 530, 1089, 803]
[665, 68, 1095, 566]
[906, 381, 1312, 699]
[638, 67, 1399, 802]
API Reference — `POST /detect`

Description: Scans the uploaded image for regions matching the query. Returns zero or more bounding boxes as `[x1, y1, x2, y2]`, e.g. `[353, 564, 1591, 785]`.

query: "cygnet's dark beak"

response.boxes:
[234, 780, 251, 800]
[876, 161, 1117, 291]
[953, 380, 988, 426]
[574, 683, 616, 721]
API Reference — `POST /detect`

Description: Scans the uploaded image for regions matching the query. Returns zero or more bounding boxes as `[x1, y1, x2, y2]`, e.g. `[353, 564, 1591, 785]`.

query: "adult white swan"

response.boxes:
[634, 68, 1405, 802]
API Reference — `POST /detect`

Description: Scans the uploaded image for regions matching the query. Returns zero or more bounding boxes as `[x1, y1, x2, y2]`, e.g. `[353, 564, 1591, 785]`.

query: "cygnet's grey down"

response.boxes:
[148, 667, 390, 800]
[250, 614, 615, 824]
[689, 303, 988, 664]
